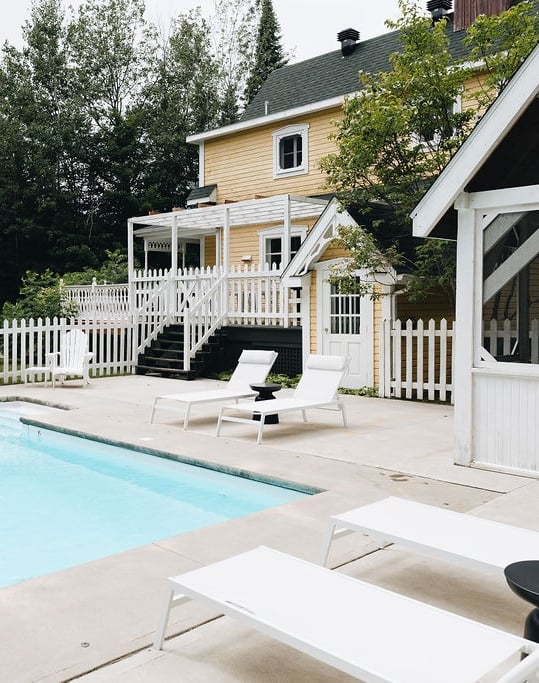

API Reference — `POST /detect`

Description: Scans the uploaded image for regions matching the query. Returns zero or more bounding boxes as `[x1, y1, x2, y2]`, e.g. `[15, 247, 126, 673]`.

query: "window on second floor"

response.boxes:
[272, 124, 309, 178]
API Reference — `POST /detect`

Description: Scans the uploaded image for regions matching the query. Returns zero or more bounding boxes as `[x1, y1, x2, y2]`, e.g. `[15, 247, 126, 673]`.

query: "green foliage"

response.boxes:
[0, 270, 76, 321]
[339, 386, 379, 397]
[244, 0, 287, 105]
[321, 0, 539, 306]
[0, 0, 259, 308]
[464, 0, 539, 106]
[1, 250, 130, 320]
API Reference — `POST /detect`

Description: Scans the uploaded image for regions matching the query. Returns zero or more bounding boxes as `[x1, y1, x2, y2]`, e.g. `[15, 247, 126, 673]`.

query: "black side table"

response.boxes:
[504, 560, 539, 644]
[249, 382, 282, 424]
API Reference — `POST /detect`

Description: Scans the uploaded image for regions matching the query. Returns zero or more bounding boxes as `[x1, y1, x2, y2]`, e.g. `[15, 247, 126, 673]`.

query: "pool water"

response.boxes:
[0, 402, 308, 588]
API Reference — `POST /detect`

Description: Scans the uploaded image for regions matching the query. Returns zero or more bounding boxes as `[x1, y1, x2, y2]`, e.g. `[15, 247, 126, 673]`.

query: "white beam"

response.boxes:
[454, 208, 476, 467]
[171, 213, 178, 273]
[455, 185, 539, 212]
[483, 212, 524, 252]
[223, 207, 230, 272]
[283, 195, 291, 267]
[483, 228, 539, 302]
[127, 220, 134, 278]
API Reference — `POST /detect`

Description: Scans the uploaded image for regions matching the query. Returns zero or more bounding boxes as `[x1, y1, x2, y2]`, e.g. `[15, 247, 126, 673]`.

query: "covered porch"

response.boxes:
[411, 44, 539, 475]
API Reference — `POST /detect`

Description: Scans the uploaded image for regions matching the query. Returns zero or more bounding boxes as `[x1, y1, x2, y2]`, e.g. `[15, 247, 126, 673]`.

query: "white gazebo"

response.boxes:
[411, 43, 539, 475]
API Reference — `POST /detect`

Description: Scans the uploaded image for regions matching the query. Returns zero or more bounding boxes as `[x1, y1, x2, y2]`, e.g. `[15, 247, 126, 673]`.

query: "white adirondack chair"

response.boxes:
[26, 329, 94, 388]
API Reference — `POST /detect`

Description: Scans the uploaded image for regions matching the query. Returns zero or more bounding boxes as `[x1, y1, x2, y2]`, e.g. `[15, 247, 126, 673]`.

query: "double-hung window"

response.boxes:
[259, 226, 306, 269]
[272, 124, 309, 178]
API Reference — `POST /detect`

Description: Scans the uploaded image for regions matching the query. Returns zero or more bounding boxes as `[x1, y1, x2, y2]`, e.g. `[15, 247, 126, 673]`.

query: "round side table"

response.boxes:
[249, 382, 282, 424]
[505, 560, 539, 644]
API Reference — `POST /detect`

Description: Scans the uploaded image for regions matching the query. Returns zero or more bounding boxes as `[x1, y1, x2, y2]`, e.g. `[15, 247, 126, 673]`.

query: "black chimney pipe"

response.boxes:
[337, 28, 360, 57]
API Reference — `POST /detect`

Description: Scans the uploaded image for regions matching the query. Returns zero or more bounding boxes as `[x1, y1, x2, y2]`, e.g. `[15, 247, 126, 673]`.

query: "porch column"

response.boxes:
[223, 207, 230, 272]
[171, 213, 178, 274]
[144, 240, 148, 271]
[453, 206, 477, 467]
[283, 195, 291, 267]
[127, 219, 134, 277]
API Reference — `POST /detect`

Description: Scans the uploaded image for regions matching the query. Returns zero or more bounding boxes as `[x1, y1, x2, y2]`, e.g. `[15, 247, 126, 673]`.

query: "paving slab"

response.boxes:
[0, 376, 536, 682]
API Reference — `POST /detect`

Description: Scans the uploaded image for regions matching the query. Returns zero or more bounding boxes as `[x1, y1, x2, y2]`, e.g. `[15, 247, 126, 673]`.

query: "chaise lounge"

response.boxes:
[153, 545, 539, 682]
[216, 353, 349, 444]
[320, 496, 539, 571]
[150, 349, 278, 429]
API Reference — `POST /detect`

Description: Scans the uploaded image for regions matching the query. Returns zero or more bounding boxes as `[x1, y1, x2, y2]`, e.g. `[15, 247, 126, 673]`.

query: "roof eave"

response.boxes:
[186, 95, 347, 145]
[411, 44, 539, 238]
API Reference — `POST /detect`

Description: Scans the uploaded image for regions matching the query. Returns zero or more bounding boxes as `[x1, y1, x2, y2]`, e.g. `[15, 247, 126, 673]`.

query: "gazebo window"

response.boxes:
[482, 210, 539, 363]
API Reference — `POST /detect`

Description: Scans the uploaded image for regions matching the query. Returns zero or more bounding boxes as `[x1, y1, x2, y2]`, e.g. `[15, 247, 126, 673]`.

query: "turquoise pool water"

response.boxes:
[0, 402, 308, 588]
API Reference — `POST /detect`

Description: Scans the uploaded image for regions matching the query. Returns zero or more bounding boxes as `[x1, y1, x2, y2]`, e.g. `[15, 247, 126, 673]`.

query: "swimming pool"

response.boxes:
[0, 401, 309, 588]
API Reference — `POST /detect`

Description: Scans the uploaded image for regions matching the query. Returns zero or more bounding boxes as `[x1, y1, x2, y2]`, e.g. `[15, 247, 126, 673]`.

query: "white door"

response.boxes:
[318, 267, 373, 389]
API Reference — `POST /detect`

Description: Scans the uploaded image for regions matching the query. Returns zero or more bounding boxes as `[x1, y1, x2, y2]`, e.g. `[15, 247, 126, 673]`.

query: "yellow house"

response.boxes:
[126, 0, 513, 389]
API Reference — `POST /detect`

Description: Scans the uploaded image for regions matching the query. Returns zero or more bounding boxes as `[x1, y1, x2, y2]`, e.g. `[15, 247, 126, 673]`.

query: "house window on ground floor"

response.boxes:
[330, 281, 361, 334]
[260, 226, 306, 269]
[482, 209, 539, 363]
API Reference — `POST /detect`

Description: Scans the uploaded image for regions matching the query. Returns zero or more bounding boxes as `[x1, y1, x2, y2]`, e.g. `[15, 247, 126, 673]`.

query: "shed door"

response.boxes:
[318, 268, 373, 389]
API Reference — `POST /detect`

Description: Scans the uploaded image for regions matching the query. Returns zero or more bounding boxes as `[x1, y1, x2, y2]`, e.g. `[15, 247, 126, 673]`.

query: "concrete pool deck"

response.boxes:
[1, 375, 538, 682]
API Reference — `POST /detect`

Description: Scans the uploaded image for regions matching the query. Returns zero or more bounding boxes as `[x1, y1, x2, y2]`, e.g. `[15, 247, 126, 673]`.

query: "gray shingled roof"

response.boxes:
[241, 15, 471, 121]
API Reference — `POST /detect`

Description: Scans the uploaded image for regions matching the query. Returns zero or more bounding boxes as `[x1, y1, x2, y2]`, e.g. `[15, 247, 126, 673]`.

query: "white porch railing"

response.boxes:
[0, 317, 134, 384]
[62, 279, 130, 318]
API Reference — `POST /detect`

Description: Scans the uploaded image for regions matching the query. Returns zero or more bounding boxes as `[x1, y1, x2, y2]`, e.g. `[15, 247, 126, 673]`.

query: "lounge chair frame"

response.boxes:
[216, 353, 349, 444]
[150, 349, 278, 429]
[154, 546, 539, 683]
[320, 496, 539, 572]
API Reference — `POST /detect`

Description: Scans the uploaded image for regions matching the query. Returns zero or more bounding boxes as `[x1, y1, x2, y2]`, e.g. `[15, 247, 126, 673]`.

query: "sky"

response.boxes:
[0, 0, 403, 63]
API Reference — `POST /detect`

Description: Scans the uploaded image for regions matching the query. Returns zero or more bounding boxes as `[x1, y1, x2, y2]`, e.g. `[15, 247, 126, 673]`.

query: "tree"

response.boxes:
[243, 0, 287, 105]
[321, 0, 539, 303]
[140, 10, 222, 210]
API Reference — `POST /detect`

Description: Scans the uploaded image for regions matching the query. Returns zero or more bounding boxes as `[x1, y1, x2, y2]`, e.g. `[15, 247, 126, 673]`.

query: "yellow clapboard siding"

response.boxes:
[204, 108, 342, 201]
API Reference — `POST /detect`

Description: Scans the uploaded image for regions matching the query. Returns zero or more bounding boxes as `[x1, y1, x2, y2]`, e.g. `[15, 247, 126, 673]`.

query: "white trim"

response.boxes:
[187, 96, 344, 144]
[272, 123, 309, 178]
[258, 224, 307, 267]
[411, 44, 539, 237]
[455, 185, 539, 213]
[198, 142, 205, 187]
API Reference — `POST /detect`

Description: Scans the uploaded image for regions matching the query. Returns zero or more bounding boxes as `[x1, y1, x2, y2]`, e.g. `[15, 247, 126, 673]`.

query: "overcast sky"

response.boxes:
[1, 0, 403, 62]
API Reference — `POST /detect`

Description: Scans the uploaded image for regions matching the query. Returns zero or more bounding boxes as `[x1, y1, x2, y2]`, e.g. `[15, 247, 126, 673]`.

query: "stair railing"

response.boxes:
[134, 273, 173, 355]
[183, 267, 228, 372]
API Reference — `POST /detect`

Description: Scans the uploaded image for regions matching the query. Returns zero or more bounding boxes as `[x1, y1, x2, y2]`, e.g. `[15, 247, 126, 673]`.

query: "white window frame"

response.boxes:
[259, 225, 307, 268]
[272, 124, 309, 178]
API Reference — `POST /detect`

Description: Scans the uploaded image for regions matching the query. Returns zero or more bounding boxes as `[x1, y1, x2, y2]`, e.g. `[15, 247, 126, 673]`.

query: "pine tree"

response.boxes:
[244, 0, 287, 105]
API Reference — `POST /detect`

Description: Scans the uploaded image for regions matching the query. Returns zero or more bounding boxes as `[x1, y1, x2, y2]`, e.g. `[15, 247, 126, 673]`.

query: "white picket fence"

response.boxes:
[379, 318, 455, 401]
[0, 317, 134, 385]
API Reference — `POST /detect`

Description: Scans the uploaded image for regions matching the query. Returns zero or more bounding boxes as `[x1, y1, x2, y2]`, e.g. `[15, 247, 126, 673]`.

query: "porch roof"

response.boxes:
[130, 195, 329, 240]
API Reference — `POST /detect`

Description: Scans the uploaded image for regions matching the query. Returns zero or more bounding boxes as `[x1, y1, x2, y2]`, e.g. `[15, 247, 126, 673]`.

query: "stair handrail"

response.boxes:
[183, 267, 228, 372]
[135, 273, 173, 355]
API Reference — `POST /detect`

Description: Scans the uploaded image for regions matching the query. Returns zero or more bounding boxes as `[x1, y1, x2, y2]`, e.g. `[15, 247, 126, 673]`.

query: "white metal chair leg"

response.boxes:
[150, 398, 158, 424]
[153, 584, 190, 650]
[216, 408, 224, 436]
[183, 404, 191, 430]
[256, 415, 266, 444]
[319, 522, 337, 566]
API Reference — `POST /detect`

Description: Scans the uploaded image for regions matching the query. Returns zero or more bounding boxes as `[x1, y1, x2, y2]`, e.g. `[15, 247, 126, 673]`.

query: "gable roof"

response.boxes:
[242, 15, 469, 122]
[411, 41, 539, 239]
[188, 14, 470, 144]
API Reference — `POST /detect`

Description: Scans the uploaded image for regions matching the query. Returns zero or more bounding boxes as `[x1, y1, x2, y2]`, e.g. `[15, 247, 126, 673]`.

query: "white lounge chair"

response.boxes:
[25, 329, 93, 388]
[150, 349, 278, 429]
[153, 546, 539, 682]
[320, 496, 539, 571]
[216, 353, 349, 444]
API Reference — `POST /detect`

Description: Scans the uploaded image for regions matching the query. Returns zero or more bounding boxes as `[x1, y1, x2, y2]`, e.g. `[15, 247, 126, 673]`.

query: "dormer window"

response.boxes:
[273, 124, 309, 178]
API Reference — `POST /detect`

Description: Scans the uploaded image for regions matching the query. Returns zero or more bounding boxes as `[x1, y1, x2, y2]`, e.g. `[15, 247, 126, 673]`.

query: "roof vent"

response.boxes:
[427, 0, 452, 22]
[337, 28, 360, 57]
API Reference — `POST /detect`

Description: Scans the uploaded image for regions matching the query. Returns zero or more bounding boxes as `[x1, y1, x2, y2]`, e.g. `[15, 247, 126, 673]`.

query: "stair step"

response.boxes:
[135, 364, 197, 380]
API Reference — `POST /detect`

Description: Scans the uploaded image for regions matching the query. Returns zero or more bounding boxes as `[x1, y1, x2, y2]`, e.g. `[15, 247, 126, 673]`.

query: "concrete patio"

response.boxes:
[0, 375, 537, 682]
